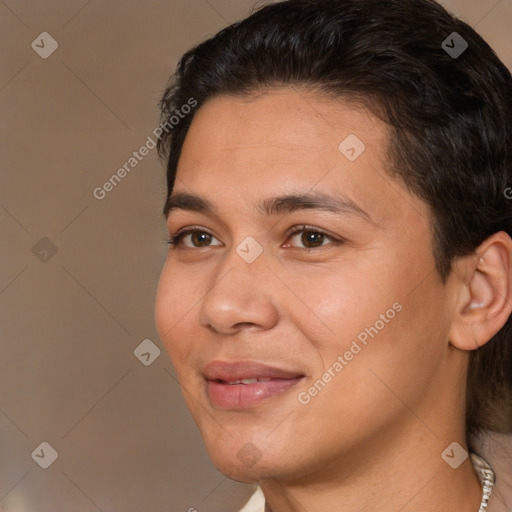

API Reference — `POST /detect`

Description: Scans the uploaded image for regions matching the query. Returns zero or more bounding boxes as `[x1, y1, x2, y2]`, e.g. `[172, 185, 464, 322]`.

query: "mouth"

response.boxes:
[203, 360, 305, 409]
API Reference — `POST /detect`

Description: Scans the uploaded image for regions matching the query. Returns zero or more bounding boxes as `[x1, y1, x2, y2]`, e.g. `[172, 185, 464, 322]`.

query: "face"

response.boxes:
[155, 89, 458, 483]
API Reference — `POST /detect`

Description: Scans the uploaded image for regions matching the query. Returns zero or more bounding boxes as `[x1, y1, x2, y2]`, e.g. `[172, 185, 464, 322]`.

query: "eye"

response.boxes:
[166, 228, 222, 248]
[166, 225, 340, 250]
[285, 226, 339, 249]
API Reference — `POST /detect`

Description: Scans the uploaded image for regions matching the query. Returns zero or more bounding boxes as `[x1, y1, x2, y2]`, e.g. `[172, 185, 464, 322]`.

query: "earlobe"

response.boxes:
[449, 231, 512, 352]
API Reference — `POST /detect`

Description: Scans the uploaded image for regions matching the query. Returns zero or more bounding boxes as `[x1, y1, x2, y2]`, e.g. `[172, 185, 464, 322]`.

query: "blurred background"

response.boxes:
[1, 1, 511, 511]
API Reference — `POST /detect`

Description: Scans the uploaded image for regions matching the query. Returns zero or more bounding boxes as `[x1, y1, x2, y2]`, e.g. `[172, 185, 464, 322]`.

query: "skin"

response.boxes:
[154, 88, 512, 512]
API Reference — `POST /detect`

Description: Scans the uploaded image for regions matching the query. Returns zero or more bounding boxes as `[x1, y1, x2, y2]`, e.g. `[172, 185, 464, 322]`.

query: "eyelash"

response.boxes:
[165, 225, 341, 250]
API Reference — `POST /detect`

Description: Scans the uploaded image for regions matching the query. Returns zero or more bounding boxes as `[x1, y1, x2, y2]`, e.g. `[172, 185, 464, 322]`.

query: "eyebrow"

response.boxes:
[164, 191, 375, 224]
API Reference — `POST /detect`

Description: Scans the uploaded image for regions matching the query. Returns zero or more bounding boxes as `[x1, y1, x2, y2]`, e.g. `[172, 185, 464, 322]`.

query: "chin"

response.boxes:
[204, 444, 267, 483]
[202, 430, 313, 485]
[199, 429, 271, 479]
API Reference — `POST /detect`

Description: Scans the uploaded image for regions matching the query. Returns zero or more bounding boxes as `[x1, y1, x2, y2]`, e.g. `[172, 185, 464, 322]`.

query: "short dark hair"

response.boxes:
[156, 0, 512, 440]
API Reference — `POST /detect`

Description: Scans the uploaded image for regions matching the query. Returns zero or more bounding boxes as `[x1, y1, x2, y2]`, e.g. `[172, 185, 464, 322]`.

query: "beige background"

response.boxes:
[0, 1, 511, 511]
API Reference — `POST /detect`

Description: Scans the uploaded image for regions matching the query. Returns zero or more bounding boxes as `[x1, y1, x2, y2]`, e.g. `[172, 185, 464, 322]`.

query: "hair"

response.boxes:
[156, 0, 512, 442]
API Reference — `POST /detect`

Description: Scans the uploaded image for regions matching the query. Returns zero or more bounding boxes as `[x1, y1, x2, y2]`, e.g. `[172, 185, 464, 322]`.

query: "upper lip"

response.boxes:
[203, 360, 304, 381]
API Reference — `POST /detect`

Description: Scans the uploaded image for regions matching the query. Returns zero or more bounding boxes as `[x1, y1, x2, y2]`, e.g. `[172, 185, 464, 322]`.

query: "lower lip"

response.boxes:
[206, 378, 303, 409]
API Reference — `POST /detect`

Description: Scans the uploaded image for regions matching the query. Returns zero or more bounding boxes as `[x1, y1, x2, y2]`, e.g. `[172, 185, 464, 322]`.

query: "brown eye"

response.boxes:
[300, 231, 325, 248]
[167, 229, 222, 248]
[190, 231, 213, 247]
[287, 228, 337, 249]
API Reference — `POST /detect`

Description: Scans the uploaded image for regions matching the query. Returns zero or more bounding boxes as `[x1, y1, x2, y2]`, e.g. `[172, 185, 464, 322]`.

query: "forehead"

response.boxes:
[178, 89, 381, 176]
[173, 89, 425, 224]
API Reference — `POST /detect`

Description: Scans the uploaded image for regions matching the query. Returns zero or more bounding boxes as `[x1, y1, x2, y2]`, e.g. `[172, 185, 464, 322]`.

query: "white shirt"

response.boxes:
[239, 486, 265, 512]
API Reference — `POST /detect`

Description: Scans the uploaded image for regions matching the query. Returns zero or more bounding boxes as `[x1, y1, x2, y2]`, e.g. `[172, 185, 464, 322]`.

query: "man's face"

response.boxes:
[155, 89, 457, 482]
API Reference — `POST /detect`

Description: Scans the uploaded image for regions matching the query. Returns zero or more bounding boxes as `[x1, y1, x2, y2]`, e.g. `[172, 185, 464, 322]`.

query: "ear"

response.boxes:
[449, 231, 512, 351]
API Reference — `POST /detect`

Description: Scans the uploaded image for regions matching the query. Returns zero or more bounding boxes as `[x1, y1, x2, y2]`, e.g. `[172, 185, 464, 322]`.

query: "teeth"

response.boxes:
[225, 377, 272, 385]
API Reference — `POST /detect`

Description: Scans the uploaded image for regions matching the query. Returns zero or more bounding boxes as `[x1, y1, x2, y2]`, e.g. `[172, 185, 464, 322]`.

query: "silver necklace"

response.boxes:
[470, 452, 495, 512]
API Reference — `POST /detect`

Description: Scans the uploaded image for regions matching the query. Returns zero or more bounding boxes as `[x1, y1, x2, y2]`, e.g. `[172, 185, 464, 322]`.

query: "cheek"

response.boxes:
[284, 261, 400, 355]
[333, 277, 449, 415]
[155, 264, 199, 366]
[289, 246, 447, 387]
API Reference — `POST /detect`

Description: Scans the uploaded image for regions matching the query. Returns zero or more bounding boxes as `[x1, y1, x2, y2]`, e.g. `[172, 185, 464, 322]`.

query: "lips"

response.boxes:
[203, 361, 304, 409]
[223, 377, 272, 384]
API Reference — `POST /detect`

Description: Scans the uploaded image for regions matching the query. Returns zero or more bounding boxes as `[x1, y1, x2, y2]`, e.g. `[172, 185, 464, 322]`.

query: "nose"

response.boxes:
[198, 250, 280, 335]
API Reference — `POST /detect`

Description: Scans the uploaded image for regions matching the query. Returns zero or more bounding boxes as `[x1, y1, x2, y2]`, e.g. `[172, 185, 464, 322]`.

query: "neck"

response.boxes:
[259, 418, 483, 512]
